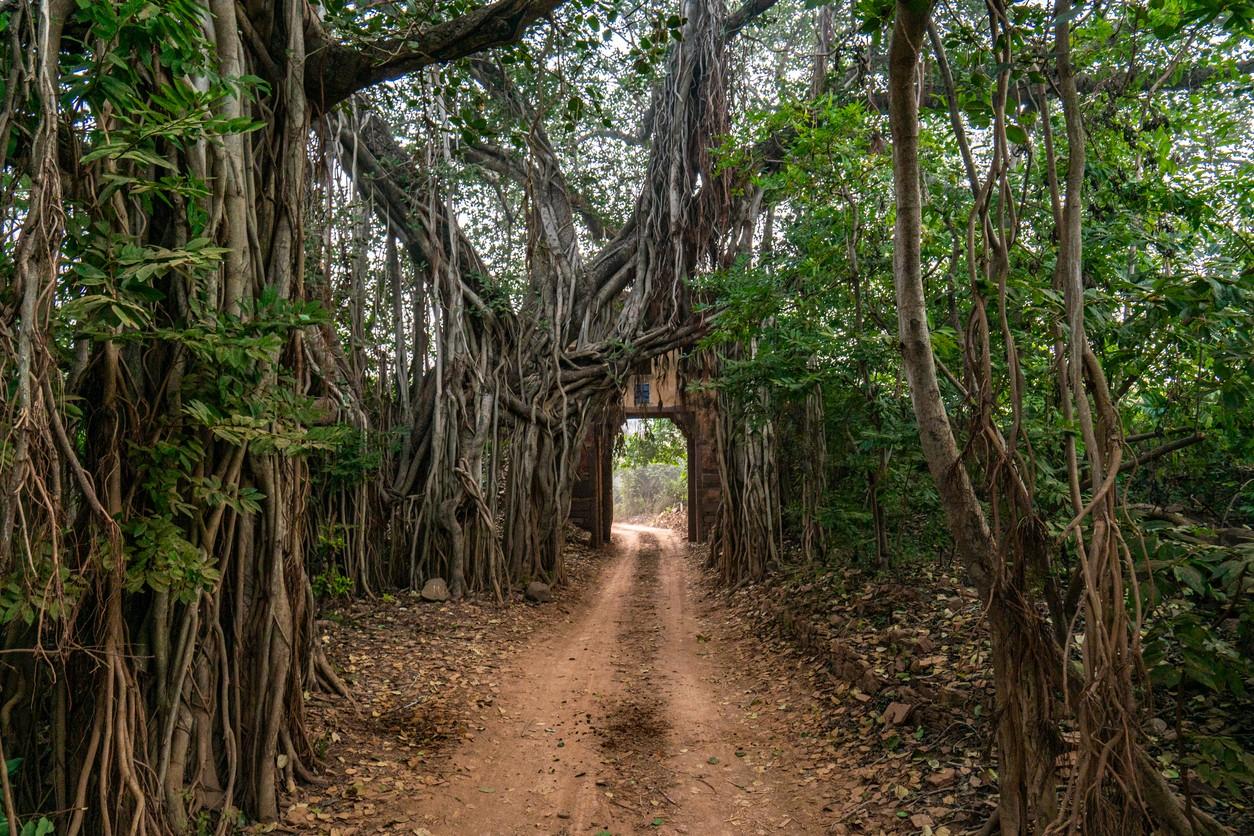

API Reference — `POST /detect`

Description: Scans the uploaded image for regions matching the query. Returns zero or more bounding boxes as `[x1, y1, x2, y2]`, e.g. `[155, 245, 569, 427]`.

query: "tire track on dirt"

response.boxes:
[591, 529, 671, 819]
[417, 529, 655, 834]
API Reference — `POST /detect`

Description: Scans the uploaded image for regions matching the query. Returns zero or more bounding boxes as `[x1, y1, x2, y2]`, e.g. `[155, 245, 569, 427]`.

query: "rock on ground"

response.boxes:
[420, 577, 449, 602]
[524, 580, 551, 603]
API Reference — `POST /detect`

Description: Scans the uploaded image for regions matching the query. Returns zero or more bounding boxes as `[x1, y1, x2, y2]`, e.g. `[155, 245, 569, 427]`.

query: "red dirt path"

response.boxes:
[287, 524, 845, 834]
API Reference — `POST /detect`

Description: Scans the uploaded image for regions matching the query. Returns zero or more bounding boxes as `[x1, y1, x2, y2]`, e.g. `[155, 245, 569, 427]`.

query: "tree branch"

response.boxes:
[332, 104, 493, 285]
[305, 0, 569, 111]
[863, 56, 1254, 114]
[1130, 433, 1205, 469]
[725, 0, 782, 38]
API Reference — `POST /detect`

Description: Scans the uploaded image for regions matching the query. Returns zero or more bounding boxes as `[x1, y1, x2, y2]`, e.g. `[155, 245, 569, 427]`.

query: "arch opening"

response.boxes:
[568, 351, 718, 546]
[613, 417, 690, 534]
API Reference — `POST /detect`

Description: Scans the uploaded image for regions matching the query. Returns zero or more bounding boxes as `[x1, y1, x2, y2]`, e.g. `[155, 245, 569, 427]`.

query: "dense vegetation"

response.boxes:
[700, 3, 1254, 830]
[0, 0, 1249, 832]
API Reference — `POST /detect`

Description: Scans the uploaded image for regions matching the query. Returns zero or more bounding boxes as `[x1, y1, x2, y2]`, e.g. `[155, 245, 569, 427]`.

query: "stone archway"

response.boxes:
[569, 353, 719, 546]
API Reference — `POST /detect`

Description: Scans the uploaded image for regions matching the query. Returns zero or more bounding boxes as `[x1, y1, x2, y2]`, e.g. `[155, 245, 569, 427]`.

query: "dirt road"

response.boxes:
[294, 524, 836, 834]
[417, 524, 820, 835]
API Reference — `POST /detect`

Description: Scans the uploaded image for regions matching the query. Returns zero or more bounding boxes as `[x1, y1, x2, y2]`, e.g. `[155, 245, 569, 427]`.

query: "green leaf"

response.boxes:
[1054, 1, 1085, 27]
[1151, 664, 1181, 689]
[1173, 563, 1206, 594]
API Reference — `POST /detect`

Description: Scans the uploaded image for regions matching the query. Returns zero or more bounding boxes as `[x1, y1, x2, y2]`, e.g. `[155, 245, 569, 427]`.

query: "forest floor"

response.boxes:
[281, 525, 1001, 835]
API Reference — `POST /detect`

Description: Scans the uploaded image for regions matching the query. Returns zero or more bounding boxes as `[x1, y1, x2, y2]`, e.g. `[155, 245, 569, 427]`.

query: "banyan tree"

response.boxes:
[1, 0, 1248, 831]
[0, 0, 771, 829]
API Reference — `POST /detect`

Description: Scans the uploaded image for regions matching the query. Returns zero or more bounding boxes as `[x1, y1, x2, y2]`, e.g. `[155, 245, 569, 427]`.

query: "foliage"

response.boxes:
[614, 419, 687, 519]
[2, 0, 1251, 827]
[702, 0, 1254, 817]
[313, 566, 355, 599]
[614, 418, 686, 469]
[614, 463, 687, 519]
[0, 818, 54, 836]
[703, 97, 941, 567]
